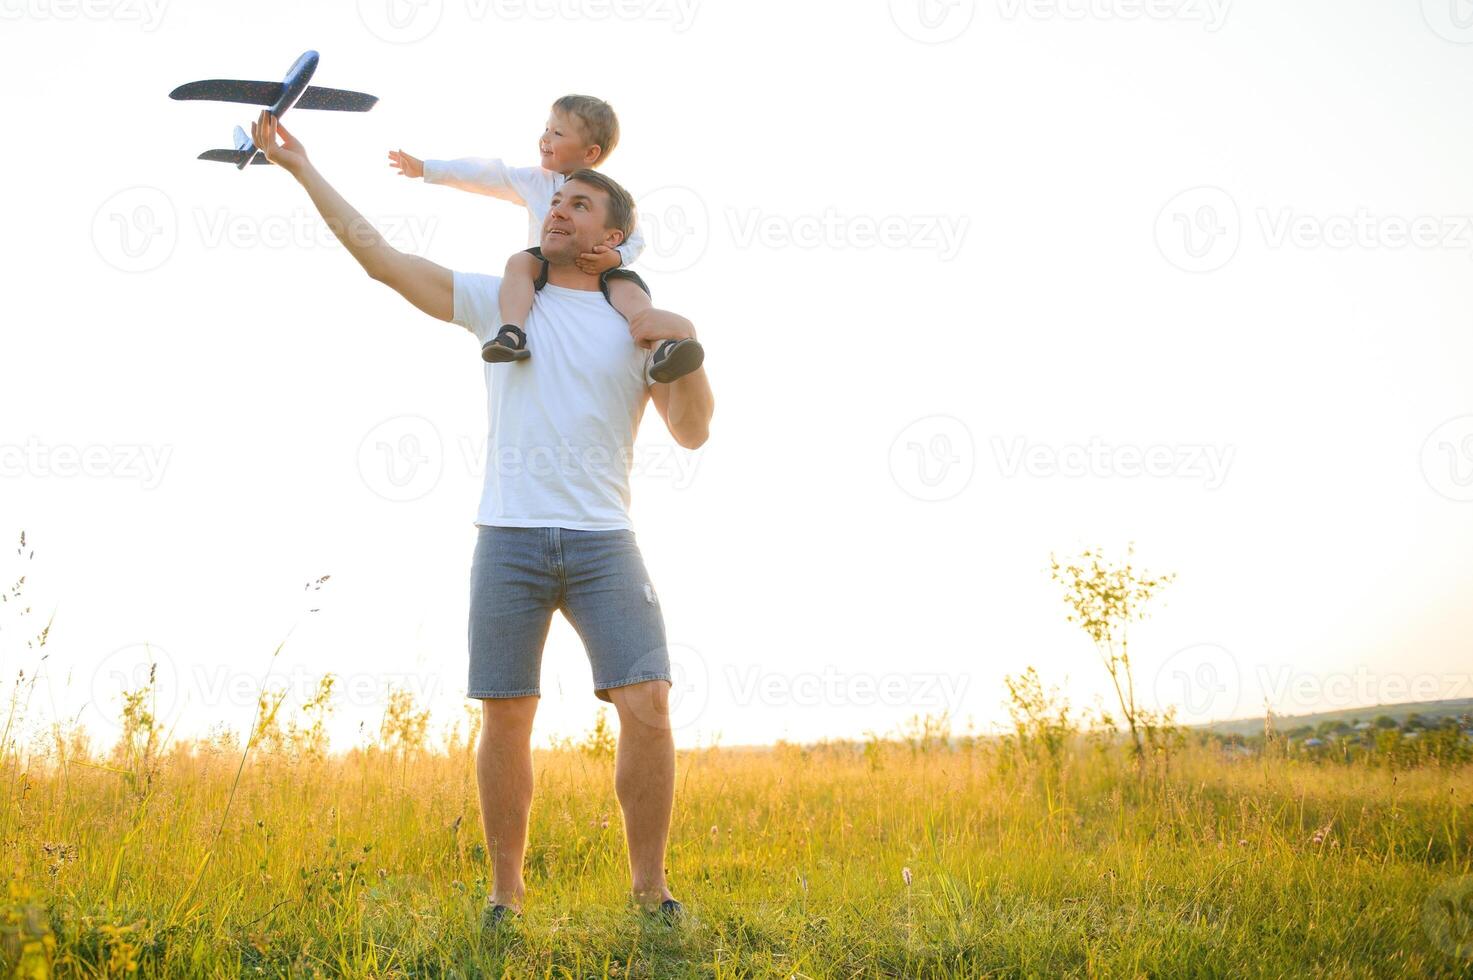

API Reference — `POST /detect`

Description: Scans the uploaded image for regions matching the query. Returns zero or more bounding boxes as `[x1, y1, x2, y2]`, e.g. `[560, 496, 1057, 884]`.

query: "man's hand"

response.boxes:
[576, 244, 622, 276]
[251, 111, 309, 176]
[248, 113, 454, 322]
[628, 308, 696, 349]
[388, 149, 424, 179]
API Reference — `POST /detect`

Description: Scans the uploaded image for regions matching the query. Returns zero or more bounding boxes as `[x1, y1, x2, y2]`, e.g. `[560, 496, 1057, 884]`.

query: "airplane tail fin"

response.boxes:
[197, 148, 270, 166]
[197, 127, 268, 168]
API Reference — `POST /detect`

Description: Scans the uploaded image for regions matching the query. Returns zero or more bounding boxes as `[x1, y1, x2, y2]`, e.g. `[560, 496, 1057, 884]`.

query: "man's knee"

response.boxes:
[607, 680, 672, 733]
[480, 694, 538, 737]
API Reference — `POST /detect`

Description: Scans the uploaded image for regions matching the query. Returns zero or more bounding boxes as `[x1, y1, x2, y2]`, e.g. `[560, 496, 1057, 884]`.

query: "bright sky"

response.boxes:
[3, 0, 1473, 753]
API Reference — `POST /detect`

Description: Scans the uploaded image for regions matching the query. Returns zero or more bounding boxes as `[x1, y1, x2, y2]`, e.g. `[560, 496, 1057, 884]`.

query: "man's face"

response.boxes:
[540, 180, 623, 262]
[538, 109, 596, 173]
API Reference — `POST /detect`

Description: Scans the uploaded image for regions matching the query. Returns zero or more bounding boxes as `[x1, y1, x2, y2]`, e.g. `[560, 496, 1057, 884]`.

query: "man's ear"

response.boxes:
[601, 227, 626, 251]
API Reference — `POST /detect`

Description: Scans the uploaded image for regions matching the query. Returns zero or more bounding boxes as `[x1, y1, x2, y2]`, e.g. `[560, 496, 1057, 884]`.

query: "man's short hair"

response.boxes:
[553, 94, 619, 165]
[565, 169, 636, 242]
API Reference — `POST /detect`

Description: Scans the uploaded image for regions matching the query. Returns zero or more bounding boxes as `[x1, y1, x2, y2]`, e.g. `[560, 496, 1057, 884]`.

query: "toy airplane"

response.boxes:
[169, 50, 377, 169]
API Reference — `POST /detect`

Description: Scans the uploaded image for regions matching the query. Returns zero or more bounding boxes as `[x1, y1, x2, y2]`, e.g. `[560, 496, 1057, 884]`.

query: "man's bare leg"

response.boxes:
[605, 680, 677, 906]
[475, 695, 539, 910]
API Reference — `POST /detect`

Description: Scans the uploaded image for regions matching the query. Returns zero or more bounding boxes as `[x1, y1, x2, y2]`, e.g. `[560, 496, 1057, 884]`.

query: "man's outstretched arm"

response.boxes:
[252, 112, 453, 322]
[635, 309, 714, 450]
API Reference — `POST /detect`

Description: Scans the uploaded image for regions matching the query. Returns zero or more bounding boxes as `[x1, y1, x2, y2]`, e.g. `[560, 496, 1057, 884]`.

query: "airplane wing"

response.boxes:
[170, 80, 283, 105]
[170, 80, 378, 112]
[295, 87, 378, 112]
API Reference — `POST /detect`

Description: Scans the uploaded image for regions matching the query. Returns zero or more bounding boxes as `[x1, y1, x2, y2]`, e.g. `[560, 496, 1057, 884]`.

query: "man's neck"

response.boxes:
[542, 262, 603, 291]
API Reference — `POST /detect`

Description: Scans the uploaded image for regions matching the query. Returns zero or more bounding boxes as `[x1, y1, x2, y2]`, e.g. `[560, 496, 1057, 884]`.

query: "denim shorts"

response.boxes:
[468, 525, 672, 701]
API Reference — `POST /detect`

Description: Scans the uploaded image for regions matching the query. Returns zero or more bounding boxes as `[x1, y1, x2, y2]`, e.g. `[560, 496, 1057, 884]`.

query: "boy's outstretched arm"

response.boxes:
[414, 156, 554, 209]
[255, 113, 452, 322]
[388, 149, 424, 178]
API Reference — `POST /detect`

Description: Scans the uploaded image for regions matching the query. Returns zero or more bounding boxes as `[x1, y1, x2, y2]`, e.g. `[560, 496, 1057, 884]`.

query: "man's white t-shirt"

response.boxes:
[453, 271, 652, 531]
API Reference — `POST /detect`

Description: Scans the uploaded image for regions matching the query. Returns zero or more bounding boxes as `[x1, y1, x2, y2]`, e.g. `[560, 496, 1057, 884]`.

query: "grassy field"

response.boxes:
[3, 707, 1472, 979]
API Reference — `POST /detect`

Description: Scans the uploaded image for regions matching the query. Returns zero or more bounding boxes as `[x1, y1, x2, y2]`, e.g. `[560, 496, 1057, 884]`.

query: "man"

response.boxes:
[249, 112, 714, 928]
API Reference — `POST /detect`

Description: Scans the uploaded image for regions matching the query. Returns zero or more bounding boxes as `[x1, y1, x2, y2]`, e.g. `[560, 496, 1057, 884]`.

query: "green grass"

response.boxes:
[4, 729, 1472, 978]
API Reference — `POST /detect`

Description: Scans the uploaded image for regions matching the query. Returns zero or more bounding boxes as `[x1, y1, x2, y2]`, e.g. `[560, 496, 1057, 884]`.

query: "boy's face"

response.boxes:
[539, 109, 600, 173]
[540, 179, 623, 261]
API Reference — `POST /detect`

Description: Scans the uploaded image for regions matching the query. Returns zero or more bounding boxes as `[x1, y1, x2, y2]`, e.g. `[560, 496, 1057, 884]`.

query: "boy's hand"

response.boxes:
[576, 244, 622, 276]
[251, 111, 309, 175]
[388, 149, 424, 179]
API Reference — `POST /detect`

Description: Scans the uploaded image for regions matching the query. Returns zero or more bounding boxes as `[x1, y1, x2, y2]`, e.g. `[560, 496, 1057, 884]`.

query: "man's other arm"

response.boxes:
[252, 112, 453, 322]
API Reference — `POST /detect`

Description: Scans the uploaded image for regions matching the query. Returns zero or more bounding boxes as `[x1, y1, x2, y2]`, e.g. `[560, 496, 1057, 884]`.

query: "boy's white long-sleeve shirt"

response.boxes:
[423, 157, 646, 268]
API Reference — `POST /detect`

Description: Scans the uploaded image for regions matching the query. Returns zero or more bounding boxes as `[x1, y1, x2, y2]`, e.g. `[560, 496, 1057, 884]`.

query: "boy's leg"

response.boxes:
[483, 250, 544, 363]
[606, 277, 655, 347]
[603, 272, 706, 386]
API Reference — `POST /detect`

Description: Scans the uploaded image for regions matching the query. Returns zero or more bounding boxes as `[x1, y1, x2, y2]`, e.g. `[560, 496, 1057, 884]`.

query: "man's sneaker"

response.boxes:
[482, 324, 531, 363]
[482, 898, 520, 931]
[645, 338, 704, 385]
[635, 898, 683, 925]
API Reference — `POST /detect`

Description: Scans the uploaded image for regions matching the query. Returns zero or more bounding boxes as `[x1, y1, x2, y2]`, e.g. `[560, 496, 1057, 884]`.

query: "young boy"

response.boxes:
[388, 94, 704, 385]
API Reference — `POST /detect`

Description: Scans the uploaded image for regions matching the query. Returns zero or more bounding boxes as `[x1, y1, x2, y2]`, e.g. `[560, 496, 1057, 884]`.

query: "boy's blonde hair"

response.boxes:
[553, 94, 619, 165]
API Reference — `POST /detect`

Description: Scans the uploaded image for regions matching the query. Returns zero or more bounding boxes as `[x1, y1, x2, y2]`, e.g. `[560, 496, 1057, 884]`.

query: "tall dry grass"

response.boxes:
[3, 683, 1471, 977]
